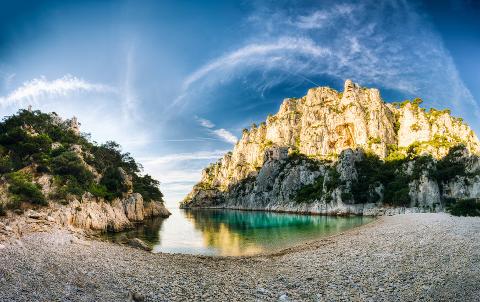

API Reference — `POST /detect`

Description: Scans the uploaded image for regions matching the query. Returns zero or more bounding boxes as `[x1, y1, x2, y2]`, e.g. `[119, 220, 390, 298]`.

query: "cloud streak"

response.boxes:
[138, 149, 228, 165]
[175, 0, 479, 121]
[213, 128, 238, 144]
[195, 116, 238, 144]
[180, 37, 330, 96]
[0, 75, 115, 107]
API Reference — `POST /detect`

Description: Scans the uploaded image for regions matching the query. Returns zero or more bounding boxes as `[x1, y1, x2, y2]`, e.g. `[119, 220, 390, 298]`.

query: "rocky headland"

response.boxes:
[0, 109, 170, 241]
[182, 80, 480, 216]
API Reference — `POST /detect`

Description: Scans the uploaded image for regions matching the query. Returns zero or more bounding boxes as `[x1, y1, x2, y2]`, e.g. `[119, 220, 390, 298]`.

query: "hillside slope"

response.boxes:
[182, 80, 480, 215]
[0, 109, 170, 234]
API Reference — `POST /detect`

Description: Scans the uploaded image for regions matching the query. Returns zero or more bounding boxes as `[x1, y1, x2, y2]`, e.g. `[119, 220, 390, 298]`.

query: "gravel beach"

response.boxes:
[0, 213, 479, 301]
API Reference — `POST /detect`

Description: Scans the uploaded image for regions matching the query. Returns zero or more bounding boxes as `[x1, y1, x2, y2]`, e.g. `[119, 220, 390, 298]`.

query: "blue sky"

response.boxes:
[0, 0, 479, 206]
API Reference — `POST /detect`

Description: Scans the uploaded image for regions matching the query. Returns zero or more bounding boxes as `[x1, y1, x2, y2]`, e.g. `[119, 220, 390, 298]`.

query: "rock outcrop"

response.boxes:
[182, 80, 480, 215]
[52, 193, 170, 232]
[0, 109, 171, 235]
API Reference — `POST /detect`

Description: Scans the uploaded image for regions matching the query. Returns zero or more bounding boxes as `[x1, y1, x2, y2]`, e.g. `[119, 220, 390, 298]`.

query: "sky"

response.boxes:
[0, 0, 479, 206]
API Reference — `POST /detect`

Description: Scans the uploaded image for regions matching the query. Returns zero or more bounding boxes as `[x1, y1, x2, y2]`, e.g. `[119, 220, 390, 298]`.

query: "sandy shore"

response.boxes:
[0, 213, 479, 301]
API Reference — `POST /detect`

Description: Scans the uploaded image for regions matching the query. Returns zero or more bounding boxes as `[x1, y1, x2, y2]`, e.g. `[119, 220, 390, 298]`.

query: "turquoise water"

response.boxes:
[104, 207, 373, 256]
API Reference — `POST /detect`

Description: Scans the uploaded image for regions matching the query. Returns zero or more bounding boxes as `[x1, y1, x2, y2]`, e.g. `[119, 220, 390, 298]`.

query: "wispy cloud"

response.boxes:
[195, 116, 238, 144]
[213, 128, 238, 144]
[0, 75, 115, 107]
[293, 4, 354, 29]
[179, 37, 330, 96]
[139, 149, 228, 165]
[195, 116, 215, 128]
[0, 73, 152, 153]
[122, 44, 140, 121]
[174, 0, 479, 122]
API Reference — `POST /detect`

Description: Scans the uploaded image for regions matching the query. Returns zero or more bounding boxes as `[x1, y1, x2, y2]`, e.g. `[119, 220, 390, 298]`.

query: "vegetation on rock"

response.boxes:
[0, 109, 163, 211]
[447, 198, 480, 216]
[183, 81, 480, 214]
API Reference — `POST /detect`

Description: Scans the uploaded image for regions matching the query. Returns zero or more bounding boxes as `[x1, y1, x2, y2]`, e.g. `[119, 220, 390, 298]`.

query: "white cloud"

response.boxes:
[213, 128, 238, 144]
[138, 149, 228, 165]
[179, 37, 330, 96]
[195, 116, 238, 144]
[293, 4, 354, 29]
[195, 116, 215, 128]
[0, 75, 115, 107]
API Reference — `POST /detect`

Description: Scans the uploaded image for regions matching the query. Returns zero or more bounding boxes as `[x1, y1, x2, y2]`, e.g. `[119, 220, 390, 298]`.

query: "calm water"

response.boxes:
[104, 207, 373, 256]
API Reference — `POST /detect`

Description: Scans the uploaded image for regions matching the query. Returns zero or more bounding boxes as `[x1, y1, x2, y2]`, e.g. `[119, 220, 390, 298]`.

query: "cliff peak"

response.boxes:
[183, 81, 480, 209]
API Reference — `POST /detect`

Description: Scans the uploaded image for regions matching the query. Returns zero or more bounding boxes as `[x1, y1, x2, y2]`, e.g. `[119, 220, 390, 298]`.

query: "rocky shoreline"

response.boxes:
[0, 213, 479, 301]
[185, 204, 442, 217]
[0, 193, 171, 243]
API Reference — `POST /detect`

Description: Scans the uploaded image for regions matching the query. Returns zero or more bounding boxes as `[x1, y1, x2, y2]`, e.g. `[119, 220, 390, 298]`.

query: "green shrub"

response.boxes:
[133, 174, 163, 202]
[88, 183, 110, 199]
[295, 176, 324, 203]
[100, 167, 127, 201]
[447, 199, 480, 216]
[435, 145, 469, 183]
[341, 191, 353, 201]
[51, 151, 93, 185]
[0, 109, 164, 205]
[53, 176, 87, 200]
[351, 153, 382, 204]
[7, 172, 47, 206]
[324, 168, 341, 190]
[0, 155, 13, 174]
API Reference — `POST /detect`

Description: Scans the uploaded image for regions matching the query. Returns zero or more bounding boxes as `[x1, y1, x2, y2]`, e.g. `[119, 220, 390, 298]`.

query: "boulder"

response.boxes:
[144, 201, 171, 218]
[122, 193, 144, 221]
[127, 238, 152, 252]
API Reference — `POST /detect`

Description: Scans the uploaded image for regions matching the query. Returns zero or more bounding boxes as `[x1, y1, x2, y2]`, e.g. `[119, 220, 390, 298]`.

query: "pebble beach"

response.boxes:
[0, 213, 479, 301]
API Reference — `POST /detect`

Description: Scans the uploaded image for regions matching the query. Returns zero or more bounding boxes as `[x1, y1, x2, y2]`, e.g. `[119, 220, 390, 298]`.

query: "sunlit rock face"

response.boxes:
[183, 80, 480, 214]
[52, 193, 170, 232]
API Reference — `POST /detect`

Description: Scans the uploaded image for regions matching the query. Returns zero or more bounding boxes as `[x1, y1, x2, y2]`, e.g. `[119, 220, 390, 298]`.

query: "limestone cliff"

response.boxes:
[182, 80, 480, 215]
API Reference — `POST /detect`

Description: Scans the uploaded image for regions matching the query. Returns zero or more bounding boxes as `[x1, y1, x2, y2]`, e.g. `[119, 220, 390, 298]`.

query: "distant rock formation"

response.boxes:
[182, 80, 480, 215]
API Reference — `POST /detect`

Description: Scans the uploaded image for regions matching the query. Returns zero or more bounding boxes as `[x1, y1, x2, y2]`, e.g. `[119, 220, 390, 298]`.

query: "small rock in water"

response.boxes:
[127, 238, 152, 251]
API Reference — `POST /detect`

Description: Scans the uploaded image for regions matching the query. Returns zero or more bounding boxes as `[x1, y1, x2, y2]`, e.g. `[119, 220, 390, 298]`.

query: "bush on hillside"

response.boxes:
[295, 176, 324, 203]
[7, 172, 47, 206]
[435, 144, 469, 183]
[0, 110, 165, 206]
[133, 174, 163, 202]
[99, 167, 128, 201]
[51, 151, 94, 185]
[447, 198, 480, 217]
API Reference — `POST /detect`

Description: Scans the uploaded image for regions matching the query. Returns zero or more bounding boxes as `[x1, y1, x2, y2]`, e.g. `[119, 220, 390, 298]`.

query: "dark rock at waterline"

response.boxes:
[127, 238, 152, 251]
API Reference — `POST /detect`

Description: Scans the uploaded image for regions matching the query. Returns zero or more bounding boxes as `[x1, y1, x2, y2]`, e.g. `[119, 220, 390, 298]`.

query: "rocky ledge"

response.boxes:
[0, 192, 170, 241]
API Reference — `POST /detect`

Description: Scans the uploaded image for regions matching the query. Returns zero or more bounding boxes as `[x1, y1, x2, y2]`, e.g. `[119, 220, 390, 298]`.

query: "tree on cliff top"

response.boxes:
[0, 109, 163, 210]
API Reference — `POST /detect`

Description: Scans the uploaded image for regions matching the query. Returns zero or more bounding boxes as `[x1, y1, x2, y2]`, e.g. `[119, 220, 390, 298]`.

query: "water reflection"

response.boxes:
[103, 207, 372, 256]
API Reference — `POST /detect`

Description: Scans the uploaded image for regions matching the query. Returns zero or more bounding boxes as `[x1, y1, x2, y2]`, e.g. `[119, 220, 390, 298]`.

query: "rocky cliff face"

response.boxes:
[0, 109, 170, 234]
[53, 192, 170, 232]
[182, 80, 480, 215]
